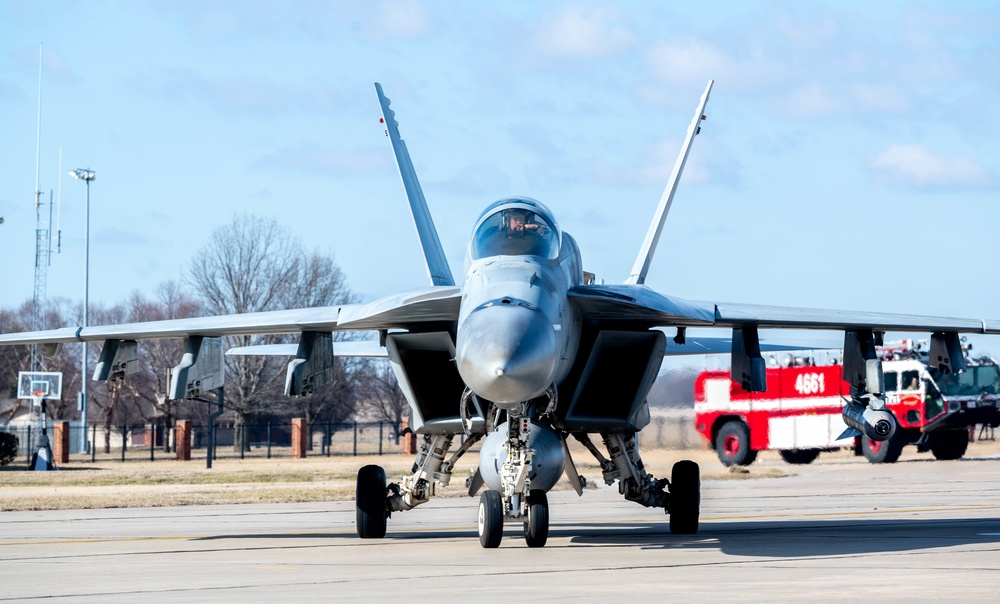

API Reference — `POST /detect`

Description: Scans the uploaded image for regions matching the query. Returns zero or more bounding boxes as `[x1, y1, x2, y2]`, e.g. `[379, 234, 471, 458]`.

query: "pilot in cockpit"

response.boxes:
[503, 209, 548, 238]
[472, 203, 558, 259]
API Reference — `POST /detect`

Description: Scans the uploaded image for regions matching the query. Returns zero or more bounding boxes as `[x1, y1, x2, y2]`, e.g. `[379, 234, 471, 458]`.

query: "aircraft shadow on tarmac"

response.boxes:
[563, 517, 1000, 556]
[193, 517, 1000, 557]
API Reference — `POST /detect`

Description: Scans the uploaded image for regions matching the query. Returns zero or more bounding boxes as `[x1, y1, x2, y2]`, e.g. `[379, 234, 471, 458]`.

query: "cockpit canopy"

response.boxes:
[471, 197, 560, 260]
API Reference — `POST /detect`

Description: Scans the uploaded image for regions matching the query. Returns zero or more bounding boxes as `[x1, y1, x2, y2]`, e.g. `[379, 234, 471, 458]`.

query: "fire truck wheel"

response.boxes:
[861, 432, 904, 464]
[715, 421, 757, 466]
[929, 430, 969, 460]
[778, 449, 821, 465]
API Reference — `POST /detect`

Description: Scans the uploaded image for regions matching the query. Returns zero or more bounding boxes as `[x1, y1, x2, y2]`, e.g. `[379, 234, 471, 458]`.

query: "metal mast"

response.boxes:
[30, 44, 47, 372]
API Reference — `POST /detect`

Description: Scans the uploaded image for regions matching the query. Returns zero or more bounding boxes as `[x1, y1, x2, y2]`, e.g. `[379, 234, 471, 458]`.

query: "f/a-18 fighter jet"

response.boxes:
[2, 82, 997, 548]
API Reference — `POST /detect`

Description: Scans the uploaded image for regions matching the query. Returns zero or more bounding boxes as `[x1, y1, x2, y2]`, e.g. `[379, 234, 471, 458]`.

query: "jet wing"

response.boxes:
[337, 286, 461, 330]
[0, 286, 462, 345]
[665, 336, 837, 356]
[226, 340, 389, 358]
[568, 284, 716, 327]
[710, 301, 997, 334]
[569, 284, 999, 335]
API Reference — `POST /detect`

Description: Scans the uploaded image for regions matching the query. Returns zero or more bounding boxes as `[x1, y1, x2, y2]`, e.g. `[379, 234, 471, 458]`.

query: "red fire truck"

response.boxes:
[693, 353, 1000, 465]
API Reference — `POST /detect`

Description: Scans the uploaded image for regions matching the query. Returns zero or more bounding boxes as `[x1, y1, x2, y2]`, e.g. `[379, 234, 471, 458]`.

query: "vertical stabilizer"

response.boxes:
[625, 80, 713, 285]
[375, 83, 455, 287]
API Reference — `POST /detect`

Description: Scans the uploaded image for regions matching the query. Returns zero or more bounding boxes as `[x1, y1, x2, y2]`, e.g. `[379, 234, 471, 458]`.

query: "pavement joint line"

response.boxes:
[3, 504, 999, 547]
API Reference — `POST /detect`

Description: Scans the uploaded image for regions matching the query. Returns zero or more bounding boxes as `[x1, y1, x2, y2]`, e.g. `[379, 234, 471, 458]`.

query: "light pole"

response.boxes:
[69, 168, 95, 454]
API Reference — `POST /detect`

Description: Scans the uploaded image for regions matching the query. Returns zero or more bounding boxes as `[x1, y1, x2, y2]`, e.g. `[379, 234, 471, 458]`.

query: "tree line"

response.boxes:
[0, 215, 408, 452]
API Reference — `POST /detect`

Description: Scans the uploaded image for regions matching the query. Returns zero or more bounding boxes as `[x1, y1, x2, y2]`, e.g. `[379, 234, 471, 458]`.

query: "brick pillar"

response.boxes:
[53, 421, 70, 464]
[176, 420, 192, 461]
[401, 417, 417, 455]
[291, 418, 307, 459]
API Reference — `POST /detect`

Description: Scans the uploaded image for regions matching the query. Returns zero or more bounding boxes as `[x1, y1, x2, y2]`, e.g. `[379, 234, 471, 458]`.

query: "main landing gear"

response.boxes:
[354, 422, 701, 547]
[575, 431, 701, 535]
[356, 465, 388, 539]
[353, 430, 482, 539]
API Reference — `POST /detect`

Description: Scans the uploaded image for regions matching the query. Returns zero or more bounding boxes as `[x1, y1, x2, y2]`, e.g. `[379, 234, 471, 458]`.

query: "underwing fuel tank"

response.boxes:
[840, 399, 896, 442]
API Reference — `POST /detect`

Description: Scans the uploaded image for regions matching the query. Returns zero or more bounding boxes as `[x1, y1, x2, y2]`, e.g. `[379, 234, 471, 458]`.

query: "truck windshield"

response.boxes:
[929, 365, 1000, 397]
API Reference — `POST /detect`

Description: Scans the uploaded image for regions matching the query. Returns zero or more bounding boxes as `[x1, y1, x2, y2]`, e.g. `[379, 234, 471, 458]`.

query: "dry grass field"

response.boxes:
[2, 438, 997, 512]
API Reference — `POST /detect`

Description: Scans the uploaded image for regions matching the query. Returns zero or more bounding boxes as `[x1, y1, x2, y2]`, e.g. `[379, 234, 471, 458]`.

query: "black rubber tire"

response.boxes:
[669, 460, 700, 535]
[478, 490, 504, 548]
[862, 431, 905, 464]
[523, 490, 549, 548]
[930, 430, 969, 460]
[356, 465, 387, 539]
[715, 421, 757, 466]
[779, 449, 821, 465]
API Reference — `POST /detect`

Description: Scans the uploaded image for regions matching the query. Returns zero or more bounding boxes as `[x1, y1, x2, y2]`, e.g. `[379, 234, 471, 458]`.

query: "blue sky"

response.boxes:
[1, 1, 998, 355]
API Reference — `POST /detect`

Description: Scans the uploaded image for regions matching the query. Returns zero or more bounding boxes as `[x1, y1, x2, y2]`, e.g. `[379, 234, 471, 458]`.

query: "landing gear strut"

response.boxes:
[354, 431, 482, 539]
[576, 431, 701, 534]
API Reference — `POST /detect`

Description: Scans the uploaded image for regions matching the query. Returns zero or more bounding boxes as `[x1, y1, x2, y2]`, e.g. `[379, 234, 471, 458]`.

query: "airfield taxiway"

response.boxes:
[1, 451, 999, 602]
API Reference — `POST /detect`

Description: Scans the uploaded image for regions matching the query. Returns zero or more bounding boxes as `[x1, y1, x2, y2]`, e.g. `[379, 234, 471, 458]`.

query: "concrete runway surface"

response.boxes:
[2, 453, 999, 602]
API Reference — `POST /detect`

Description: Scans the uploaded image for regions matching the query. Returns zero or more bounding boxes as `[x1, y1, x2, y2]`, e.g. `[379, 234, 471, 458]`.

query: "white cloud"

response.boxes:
[532, 6, 636, 58]
[95, 227, 148, 247]
[778, 83, 843, 117]
[647, 39, 731, 86]
[361, 0, 432, 41]
[773, 82, 911, 117]
[429, 162, 512, 198]
[256, 142, 389, 175]
[869, 144, 992, 188]
[847, 83, 910, 113]
[774, 10, 838, 49]
[647, 38, 782, 92]
[592, 138, 711, 187]
[131, 69, 350, 115]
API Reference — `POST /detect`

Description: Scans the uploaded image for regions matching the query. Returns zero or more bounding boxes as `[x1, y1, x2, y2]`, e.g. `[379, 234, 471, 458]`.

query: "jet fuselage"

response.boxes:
[454, 198, 583, 408]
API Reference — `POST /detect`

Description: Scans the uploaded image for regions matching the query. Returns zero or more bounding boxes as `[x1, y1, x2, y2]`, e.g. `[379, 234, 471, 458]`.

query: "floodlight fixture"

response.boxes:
[70, 166, 96, 453]
[69, 168, 96, 182]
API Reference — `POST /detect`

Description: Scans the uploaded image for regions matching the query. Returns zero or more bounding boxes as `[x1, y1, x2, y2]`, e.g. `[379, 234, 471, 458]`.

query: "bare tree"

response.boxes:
[0, 298, 85, 424]
[88, 302, 134, 452]
[40, 298, 88, 423]
[1, 285, 208, 455]
[0, 302, 34, 422]
[96, 284, 205, 450]
[359, 359, 409, 435]
[187, 214, 355, 450]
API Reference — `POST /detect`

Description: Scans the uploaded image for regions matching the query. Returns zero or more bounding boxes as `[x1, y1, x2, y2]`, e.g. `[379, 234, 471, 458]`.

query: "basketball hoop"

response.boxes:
[17, 371, 63, 471]
[17, 371, 62, 401]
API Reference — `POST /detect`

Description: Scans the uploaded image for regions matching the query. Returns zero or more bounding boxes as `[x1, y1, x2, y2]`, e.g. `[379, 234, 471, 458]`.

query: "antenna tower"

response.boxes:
[30, 46, 59, 371]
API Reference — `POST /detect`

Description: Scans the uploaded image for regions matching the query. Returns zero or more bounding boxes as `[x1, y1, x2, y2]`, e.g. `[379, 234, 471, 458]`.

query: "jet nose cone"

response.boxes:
[456, 304, 558, 405]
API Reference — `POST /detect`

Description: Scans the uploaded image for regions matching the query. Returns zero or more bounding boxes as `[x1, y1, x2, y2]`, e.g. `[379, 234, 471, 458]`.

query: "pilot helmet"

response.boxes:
[502, 209, 529, 235]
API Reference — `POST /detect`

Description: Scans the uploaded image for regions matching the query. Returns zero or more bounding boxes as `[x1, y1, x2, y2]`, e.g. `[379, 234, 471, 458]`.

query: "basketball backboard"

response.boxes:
[17, 371, 63, 400]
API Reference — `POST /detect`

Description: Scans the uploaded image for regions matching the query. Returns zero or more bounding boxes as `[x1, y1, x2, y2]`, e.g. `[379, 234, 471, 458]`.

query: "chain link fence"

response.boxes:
[1, 411, 703, 466]
[0, 421, 404, 464]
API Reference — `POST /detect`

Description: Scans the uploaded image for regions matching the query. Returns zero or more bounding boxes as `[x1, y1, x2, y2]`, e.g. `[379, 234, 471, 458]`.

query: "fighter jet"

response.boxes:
[2, 82, 998, 548]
